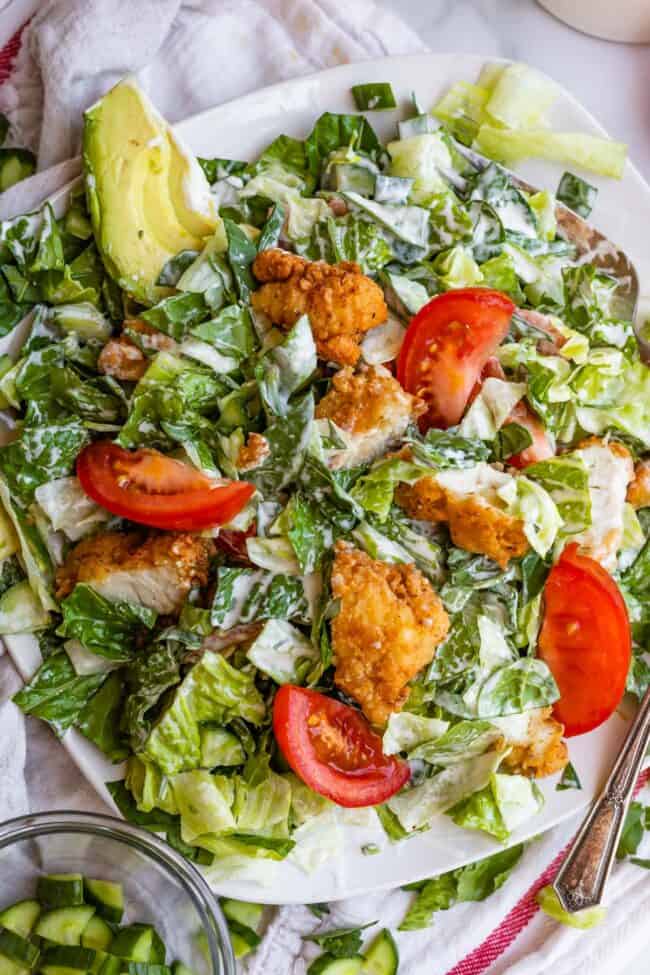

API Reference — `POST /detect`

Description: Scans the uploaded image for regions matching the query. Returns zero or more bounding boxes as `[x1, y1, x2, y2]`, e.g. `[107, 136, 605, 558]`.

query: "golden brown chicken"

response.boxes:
[330, 542, 450, 727]
[56, 531, 211, 615]
[395, 458, 529, 569]
[316, 364, 425, 467]
[98, 320, 176, 382]
[251, 249, 387, 365]
[628, 459, 650, 510]
[500, 707, 569, 779]
[237, 432, 270, 472]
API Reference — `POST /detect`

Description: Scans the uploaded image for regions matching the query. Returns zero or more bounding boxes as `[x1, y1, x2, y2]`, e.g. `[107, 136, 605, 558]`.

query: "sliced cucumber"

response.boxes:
[41, 946, 97, 973]
[0, 902, 40, 939]
[37, 877, 85, 911]
[362, 929, 398, 975]
[35, 908, 96, 947]
[125, 964, 171, 975]
[147, 932, 165, 967]
[83, 883, 123, 926]
[307, 957, 364, 975]
[88, 950, 107, 975]
[0, 955, 29, 975]
[225, 921, 260, 960]
[170, 963, 196, 975]
[109, 927, 157, 964]
[0, 580, 49, 635]
[81, 919, 113, 953]
[220, 901, 263, 933]
[97, 956, 121, 975]
[0, 930, 40, 969]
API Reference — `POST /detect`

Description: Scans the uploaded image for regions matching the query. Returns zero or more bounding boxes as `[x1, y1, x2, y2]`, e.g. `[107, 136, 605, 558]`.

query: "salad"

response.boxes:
[1, 62, 648, 879]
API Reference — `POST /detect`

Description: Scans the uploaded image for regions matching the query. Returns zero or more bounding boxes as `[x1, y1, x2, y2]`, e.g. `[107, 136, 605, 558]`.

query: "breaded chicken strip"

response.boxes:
[628, 459, 650, 510]
[571, 437, 633, 570]
[56, 530, 211, 615]
[251, 249, 387, 366]
[98, 320, 176, 382]
[331, 542, 449, 726]
[395, 459, 529, 568]
[237, 432, 270, 472]
[316, 364, 425, 467]
[498, 707, 568, 779]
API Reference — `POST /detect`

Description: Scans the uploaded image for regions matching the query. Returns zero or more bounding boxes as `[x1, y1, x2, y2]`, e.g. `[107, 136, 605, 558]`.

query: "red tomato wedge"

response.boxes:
[505, 400, 554, 468]
[397, 288, 515, 430]
[537, 543, 631, 737]
[273, 686, 410, 807]
[77, 442, 254, 531]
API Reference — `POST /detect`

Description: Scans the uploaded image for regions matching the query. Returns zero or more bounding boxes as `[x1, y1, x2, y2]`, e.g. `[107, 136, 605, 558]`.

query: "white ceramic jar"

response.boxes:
[538, 0, 650, 43]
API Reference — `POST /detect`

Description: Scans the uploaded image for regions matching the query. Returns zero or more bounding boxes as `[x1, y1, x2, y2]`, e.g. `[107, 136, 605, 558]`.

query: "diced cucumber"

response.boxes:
[330, 165, 375, 197]
[97, 956, 121, 975]
[35, 908, 96, 946]
[81, 919, 113, 953]
[0, 930, 40, 969]
[125, 964, 171, 975]
[374, 175, 413, 205]
[110, 926, 158, 964]
[171, 963, 196, 975]
[220, 901, 263, 933]
[0, 149, 36, 192]
[89, 950, 107, 975]
[41, 946, 97, 973]
[0, 902, 40, 939]
[37, 876, 85, 910]
[147, 932, 165, 966]
[224, 921, 260, 960]
[362, 929, 398, 975]
[307, 957, 364, 975]
[0, 955, 29, 975]
[83, 882, 124, 925]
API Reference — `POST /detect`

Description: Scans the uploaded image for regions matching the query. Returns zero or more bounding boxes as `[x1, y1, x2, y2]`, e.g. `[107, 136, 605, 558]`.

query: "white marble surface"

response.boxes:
[379, 0, 650, 177]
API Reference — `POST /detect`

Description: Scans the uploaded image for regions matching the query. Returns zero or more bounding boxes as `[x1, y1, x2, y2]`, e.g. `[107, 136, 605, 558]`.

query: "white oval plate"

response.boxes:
[4, 52, 648, 903]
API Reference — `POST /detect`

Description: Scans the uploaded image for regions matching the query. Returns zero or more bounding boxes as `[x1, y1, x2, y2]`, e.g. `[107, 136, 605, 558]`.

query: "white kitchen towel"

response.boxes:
[0, 2, 648, 974]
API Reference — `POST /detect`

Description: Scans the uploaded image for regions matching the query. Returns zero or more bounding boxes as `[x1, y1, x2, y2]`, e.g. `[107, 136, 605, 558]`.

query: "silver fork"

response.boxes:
[455, 138, 649, 913]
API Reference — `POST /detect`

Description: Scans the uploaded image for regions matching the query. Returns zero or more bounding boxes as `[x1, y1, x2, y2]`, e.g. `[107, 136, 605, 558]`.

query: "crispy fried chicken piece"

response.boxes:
[56, 530, 211, 615]
[251, 249, 387, 365]
[572, 437, 634, 570]
[395, 458, 529, 569]
[499, 707, 569, 779]
[98, 320, 176, 382]
[236, 432, 270, 472]
[628, 459, 650, 510]
[315, 364, 425, 467]
[331, 542, 449, 726]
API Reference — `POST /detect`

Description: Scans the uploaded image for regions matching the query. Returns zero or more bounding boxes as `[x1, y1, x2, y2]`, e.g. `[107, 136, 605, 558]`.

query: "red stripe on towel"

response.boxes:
[445, 768, 650, 975]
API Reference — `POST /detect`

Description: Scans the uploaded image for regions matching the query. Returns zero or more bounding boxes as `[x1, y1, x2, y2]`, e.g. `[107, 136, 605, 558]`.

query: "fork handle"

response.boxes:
[553, 686, 650, 913]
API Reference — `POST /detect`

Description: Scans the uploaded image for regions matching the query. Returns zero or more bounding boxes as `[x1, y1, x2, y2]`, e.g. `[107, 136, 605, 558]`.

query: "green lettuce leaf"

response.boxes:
[58, 584, 157, 661]
[143, 651, 266, 774]
[13, 651, 106, 736]
[211, 566, 311, 629]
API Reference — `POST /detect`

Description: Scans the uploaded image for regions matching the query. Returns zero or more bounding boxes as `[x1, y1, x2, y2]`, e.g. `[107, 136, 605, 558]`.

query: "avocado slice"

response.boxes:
[83, 77, 218, 306]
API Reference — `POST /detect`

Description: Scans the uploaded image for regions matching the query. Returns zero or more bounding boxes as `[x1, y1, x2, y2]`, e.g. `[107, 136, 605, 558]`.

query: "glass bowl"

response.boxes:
[0, 811, 235, 975]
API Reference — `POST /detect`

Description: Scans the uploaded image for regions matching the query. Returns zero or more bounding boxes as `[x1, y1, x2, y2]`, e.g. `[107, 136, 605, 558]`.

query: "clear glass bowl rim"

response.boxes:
[0, 811, 236, 975]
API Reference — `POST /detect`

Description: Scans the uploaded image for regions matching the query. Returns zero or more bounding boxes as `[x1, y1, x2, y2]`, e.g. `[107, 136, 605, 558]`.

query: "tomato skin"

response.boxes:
[537, 544, 631, 737]
[397, 288, 515, 430]
[506, 400, 554, 468]
[77, 442, 254, 531]
[273, 685, 410, 807]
